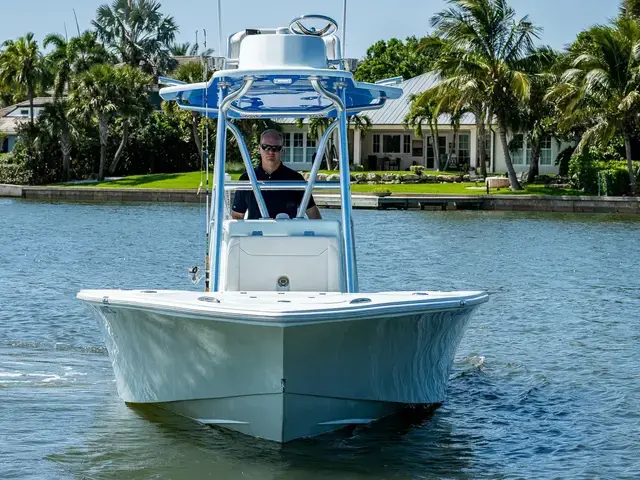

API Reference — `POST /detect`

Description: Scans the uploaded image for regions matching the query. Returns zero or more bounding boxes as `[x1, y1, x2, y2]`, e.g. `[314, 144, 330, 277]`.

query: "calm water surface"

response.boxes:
[1, 199, 639, 479]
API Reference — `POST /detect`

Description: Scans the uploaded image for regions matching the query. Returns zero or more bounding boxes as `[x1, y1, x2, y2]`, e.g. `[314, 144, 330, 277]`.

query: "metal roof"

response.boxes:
[276, 72, 477, 127]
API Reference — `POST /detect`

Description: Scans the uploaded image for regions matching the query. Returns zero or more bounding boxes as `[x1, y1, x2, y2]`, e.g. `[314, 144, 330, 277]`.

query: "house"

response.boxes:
[0, 97, 54, 153]
[277, 72, 574, 174]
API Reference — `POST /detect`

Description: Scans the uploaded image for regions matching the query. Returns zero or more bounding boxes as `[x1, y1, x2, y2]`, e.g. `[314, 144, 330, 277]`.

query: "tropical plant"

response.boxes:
[92, 0, 178, 76]
[547, 16, 640, 194]
[44, 31, 110, 180]
[69, 64, 152, 180]
[0, 32, 51, 124]
[169, 42, 213, 57]
[108, 66, 153, 173]
[429, 0, 542, 190]
[354, 36, 434, 83]
[44, 31, 111, 98]
[164, 61, 209, 162]
[622, 0, 640, 18]
[403, 94, 440, 170]
[38, 101, 74, 180]
[515, 47, 560, 183]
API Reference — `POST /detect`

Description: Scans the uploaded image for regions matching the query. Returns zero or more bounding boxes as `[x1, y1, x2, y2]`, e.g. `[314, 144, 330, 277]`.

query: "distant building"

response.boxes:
[277, 72, 574, 174]
[0, 97, 55, 153]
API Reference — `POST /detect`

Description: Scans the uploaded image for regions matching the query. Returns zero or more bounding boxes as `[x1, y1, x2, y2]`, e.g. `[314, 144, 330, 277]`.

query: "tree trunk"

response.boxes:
[526, 139, 541, 184]
[497, 117, 523, 190]
[430, 127, 439, 171]
[98, 115, 109, 181]
[61, 123, 72, 181]
[476, 115, 487, 178]
[28, 86, 34, 125]
[482, 107, 492, 178]
[192, 112, 203, 163]
[109, 120, 129, 174]
[624, 133, 637, 195]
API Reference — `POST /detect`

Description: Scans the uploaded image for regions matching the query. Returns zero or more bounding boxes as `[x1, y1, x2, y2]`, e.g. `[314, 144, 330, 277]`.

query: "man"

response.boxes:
[231, 129, 322, 220]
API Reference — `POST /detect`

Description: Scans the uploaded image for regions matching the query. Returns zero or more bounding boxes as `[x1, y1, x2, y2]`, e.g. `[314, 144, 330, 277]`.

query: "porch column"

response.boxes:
[469, 126, 478, 169]
[353, 128, 362, 165]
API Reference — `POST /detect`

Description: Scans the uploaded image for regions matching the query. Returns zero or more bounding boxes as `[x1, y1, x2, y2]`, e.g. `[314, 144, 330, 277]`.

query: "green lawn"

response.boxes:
[53, 171, 580, 196]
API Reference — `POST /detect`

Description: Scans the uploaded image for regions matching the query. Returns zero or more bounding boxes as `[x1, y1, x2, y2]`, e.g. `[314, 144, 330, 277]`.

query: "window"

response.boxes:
[403, 135, 411, 154]
[458, 134, 470, 165]
[20, 109, 29, 116]
[412, 139, 423, 157]
[382, 134, 401, 153]
[283, 133, 292, 162]
[511, 134, 524, 165]
[373, 134, 380, 153]
[292, 133, 304, 163]
[540, 136, 553, 165]
[306, 136, 316, 163]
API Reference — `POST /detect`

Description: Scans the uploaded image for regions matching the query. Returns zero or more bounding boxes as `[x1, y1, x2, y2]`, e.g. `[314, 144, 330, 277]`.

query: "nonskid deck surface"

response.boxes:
[77, 289, 488, 324]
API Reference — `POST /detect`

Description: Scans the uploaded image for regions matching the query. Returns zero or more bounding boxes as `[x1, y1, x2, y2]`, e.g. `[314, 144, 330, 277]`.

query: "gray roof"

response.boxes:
[367, 72, 477, 126]
[0, 116, 26, 135]
[0, 97, 56, 135]
[15, 97, 56, 107]
[276, 72, 477, 127]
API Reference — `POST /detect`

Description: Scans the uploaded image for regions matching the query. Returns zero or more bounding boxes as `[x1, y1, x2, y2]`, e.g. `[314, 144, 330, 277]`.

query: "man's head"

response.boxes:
[259, 129, 284, 165]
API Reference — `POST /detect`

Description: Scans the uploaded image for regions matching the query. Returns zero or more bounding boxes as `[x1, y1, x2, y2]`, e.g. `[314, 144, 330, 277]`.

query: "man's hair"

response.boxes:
[260, 129, 283, 145]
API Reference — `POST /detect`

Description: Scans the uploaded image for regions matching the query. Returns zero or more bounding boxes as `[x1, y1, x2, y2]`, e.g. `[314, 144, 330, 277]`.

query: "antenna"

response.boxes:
[203, 27, 211, 292]
[341, 0, 347, 60]
[73, 9, 81, 36]
[217, 0, 223, 57]
[64, 23, 68, 42]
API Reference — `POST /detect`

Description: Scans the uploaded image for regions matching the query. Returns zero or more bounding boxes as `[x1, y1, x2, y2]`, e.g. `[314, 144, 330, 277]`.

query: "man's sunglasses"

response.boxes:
[261, 143, 283, 152]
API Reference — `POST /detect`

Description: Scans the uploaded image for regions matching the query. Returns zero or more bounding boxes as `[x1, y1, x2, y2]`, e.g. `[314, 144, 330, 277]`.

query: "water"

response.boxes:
[1, 198, 639, 479]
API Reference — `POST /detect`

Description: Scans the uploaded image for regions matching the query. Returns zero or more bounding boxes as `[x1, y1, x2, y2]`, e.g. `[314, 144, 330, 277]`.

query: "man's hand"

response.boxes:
[231, 210, 245, 220]
[306, 206, 322, 219]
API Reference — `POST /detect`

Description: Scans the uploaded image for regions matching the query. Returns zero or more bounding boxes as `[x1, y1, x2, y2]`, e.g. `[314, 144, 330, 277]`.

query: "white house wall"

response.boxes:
[490, 131, 573, 175]
[275, 123, 569, 176]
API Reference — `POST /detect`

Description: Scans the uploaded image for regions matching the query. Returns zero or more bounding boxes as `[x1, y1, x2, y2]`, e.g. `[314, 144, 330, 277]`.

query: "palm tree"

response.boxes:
[622, 0, 640, 18]
[69, 64, 150, 180]
[548, 16, 640, 194]
[169, 42, 213, 57]
[44, 31, 111, 98]
[44, 31, 110, 180]
[0, 33, 51, 124]
[518, 47, 559, 183]
[108, 66, 153, 173]
[430, 0, 542, 190]
[70, 64, 118, 180]
[166, 61, 208, 161]
[404, 94, 440, 170]
[38, 101, 75, 180]
[93, 0, 178, 76]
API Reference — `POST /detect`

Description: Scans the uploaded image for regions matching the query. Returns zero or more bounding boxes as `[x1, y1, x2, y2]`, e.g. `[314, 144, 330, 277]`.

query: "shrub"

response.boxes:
[597, 167, 630, 196]
[410, 164, 425, 175]
[569, 147, 640, 195]
[0, 153, 32, 185]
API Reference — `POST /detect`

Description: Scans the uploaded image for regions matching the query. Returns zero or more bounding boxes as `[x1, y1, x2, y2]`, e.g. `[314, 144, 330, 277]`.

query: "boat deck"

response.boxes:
[77, 289, 488, 325]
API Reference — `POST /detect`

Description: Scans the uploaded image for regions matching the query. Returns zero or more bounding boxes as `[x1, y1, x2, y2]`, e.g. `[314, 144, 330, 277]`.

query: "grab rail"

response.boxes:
[220, 181, 340, 191]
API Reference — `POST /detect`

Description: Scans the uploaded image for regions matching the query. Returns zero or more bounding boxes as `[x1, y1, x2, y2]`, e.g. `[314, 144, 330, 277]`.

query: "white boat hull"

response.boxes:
[79, 290, 487, 442]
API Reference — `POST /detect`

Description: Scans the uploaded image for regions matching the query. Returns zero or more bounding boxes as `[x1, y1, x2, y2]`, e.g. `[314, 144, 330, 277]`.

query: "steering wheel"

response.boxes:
[288, 15, 338, 37]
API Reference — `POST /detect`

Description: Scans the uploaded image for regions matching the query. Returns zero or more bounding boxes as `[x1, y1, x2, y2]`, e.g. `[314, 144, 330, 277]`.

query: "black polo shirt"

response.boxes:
[232, 162, 316, 219]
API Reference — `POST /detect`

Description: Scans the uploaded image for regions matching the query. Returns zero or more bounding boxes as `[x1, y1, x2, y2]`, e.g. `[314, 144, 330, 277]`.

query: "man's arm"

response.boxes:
[306, 205, 322, 219]
[231, 174, 250, 219]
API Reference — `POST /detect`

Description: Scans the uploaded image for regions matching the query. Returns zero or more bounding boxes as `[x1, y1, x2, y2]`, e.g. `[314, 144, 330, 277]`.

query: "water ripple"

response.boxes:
[1, 202, 640, 479]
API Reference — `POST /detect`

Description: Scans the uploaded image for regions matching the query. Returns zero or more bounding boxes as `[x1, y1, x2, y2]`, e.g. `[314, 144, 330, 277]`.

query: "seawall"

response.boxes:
[1, 185, 639, 214]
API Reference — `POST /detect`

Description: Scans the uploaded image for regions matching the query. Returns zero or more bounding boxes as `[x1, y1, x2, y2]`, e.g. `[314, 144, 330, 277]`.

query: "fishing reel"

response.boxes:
[188, 265, 202, 284]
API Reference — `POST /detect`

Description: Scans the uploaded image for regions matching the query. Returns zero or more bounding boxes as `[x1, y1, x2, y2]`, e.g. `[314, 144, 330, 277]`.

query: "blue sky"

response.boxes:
[2, 0, 621, 57]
